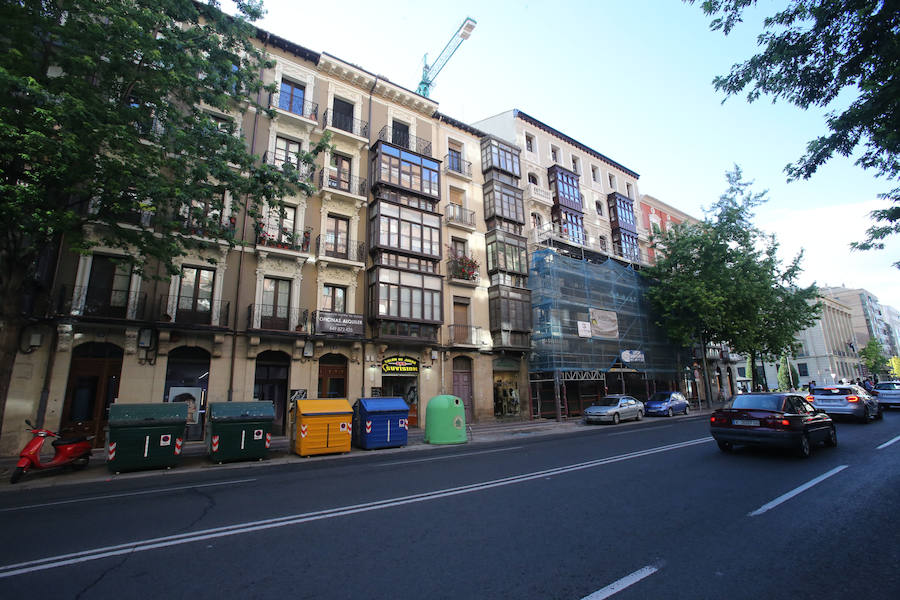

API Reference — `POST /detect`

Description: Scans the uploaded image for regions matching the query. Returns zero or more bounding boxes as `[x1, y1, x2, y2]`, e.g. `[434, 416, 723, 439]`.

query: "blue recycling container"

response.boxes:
[353, 397, 410, 449]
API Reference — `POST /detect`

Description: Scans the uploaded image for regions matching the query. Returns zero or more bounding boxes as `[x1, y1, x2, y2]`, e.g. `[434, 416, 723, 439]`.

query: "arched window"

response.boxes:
[527, 172, 539, 185]
[531, 212, 543, 231]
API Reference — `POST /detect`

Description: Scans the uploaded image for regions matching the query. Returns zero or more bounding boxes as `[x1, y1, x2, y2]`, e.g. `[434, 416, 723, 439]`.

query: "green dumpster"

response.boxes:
[107, 403, 188, 473]
[424, 395, 468, 445]
[207, 401, 275, 463]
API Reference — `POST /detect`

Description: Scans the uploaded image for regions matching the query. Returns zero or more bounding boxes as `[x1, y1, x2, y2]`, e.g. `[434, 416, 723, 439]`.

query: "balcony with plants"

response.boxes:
[254, 223, 312, 253]
[447, 251, 480, 286]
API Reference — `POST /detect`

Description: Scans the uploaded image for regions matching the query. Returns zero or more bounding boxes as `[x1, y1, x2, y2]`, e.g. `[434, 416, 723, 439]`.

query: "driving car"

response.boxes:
[873, 381, 900, 409]
[709, 393, 836, 458]
[807, 384, 882, 422]
[583, 395, 644, 425]
[644, 391, 690, 417]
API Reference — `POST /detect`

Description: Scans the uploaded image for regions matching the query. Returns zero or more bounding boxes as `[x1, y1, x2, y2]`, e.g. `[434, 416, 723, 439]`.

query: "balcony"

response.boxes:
[156, 295, 229, 327]
[449, 324, 481, 346]
[271, 95, 319, 128]
[312, 310, 365, 337]
[317, 168, 367, 198]
[263, 151, 315, 180]
[248, 304, 302, 332]
[445, 203, 476, 230]
[57, 286, 146, 320]
[256, 226, 312, 253]
[322, 109, 369, 141]
[524, 183, 553, 207]
[443, 153, 472, 178]
[491, 330, 531, 351]
[377, 125, 432, 157]
[316, 234, 366, 263]
[446, 254, 480, 286]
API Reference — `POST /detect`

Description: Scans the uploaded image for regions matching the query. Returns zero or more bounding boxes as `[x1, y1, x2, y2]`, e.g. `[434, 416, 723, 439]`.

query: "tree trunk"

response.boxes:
[748, 350, 758, 392]
[699, 332, 714, 409]
[0, 317, 24, 443]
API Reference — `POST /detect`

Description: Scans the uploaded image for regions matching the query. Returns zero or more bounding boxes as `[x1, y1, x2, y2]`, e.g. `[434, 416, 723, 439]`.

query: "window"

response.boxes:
[451, 237, 467, 258]
[322, 284, 346, 313]
[447, 140, 463, 174]
[84, 255, 131, 318]
[324, 215, 349, 258]
[531, 212, 543, 230]
[607, 173, 617, 190]
[392, 120, 410, 149]
[595, 201, 603, 216]
[626, 182, 634, 199]
[481, 139, 521, 177]
[488, 286, 532, 331]
[571, 156, 581, 175]
[525, 134, 534, 152]
[372, 269, 442, 322]
[328, 153, 351, 192]
[274, 137, 301, 170]
[797, 363, 809, 377]
[184, 192, 225, 233]
[261, 277, 290, 329]
[591, 165, 600, 183]
[486, 231, 528, 275]
[550, 146, 559, 163]
[278, 80, 306, 115]
[558, 210, 585, 245]
[483, 180, 525, 223]
[331, 97, 354, 133]
[738, 367, 746, 377]
[549, 166, 581, 210]
[261, 204, 296, 246]
[527, 173, 538, 185]
[372, 202, 441, 256]
[377, 144, 440, 197]
[177, 266, 214, 323]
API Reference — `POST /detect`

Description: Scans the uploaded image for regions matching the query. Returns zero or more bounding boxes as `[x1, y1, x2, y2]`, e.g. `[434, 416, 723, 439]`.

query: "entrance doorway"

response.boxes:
[61, 342, 123, 448]
[254, 350, 290, 436]
[452, 356, 474, 422]
[381, 375, 418, 427]
[164, 346, 210, 441]
[317, 353, 347, 398]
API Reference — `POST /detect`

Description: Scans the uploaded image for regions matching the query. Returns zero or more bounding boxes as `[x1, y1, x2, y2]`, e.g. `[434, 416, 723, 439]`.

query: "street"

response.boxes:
[1, 412, 898, 599]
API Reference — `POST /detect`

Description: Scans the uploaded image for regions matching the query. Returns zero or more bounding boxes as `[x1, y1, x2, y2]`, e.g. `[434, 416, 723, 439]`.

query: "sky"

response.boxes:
[234, 0, 899, 307]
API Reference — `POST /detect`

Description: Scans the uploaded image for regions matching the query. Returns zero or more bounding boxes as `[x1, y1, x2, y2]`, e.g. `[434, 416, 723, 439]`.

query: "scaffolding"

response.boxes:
[528, 246, 684, 419]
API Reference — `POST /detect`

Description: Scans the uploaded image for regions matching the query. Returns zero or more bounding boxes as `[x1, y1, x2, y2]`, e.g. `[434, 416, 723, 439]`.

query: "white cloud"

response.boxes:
[758, 200, 900, 308]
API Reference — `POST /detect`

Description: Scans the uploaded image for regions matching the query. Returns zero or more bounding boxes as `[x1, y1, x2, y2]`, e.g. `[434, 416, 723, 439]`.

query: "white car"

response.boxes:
[873, 381, 900, 409]
[583, 395, 644, 425]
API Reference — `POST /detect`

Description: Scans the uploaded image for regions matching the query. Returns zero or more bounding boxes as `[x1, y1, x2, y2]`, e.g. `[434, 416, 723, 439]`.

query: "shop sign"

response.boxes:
[621, 350, 645, 363]
[492, 358, 519, 372]
[315, 311, 364, 336]
[382, 356, 419, 374]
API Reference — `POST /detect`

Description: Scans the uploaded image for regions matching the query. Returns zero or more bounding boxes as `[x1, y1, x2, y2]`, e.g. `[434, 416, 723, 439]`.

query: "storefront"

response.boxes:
[163, 346, 211, 441]
[381, 356, 419, 427]
[492, 357, 523, 418]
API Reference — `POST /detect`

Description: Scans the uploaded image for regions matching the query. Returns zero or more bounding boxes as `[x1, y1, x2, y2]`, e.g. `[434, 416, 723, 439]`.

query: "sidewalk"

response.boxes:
[0, 409, 717, 493]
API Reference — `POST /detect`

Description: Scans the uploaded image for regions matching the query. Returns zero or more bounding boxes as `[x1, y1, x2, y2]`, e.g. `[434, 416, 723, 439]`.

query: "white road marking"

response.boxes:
[0, 479, 257, 513]
[581, 565, 660, 599]
[876, 433, 900, 450]
[748, 465, 849, 517]
[0, 438, 712, 578]
[376, 446, 524, 466]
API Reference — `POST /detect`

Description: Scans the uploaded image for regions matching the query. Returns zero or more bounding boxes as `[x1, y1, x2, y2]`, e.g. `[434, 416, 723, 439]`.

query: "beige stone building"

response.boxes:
[1, 32, 530, 455]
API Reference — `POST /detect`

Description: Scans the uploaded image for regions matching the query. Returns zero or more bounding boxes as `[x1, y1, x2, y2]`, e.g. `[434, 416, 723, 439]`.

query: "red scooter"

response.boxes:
[10, 420, 93, 484]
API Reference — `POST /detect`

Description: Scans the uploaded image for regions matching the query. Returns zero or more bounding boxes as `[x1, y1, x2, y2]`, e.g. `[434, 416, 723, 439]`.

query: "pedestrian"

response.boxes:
[863, 378, 874, 393]
[809, 380, 816, 392]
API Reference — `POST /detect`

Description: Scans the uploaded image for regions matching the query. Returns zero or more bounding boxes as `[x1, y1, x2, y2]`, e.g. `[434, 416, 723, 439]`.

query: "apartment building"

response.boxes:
[0, 31, 529, 455]
[820, 286, 894, 357]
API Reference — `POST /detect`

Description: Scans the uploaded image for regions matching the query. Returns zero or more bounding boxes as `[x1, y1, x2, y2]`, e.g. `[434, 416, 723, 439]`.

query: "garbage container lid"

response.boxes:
[358, 397, 409, 413]
[108, 402, 188, 425]
[298, 399, 352, 415]
[208, 401, 275, 422]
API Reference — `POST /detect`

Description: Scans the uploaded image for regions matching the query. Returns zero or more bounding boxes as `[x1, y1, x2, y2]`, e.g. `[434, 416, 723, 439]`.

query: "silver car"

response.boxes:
[873, 381, 900, 409]
[583, 395, 644, 425]
[808, 384, 882, 422]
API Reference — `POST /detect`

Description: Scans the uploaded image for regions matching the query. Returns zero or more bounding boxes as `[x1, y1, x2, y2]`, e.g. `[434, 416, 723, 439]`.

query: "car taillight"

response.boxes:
[710, 415, 720, 423]
[778, 419, 790, 427]
[846, 395, 859, 403]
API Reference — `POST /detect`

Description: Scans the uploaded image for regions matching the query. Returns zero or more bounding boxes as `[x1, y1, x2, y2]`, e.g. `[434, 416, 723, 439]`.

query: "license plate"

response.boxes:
[732, 419, 759, 426]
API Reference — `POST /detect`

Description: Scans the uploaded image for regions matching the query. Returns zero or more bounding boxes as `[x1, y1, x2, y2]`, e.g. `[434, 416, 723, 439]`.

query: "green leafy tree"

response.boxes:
[0, 0, 328, 437]
[777, 354, 799, 390]
[690, 0, 900, 266]
[646, 167, 819, 400]
[859, 338, 889, 375]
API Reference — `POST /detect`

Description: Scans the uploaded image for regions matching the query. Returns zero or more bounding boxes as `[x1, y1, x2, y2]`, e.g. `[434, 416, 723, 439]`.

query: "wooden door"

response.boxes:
[61, 346, 123, 448]
[452, 357, 474, 422]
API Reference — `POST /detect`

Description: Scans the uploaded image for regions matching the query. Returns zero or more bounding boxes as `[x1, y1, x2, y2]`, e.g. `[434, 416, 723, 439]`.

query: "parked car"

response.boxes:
[644, 391, 690, 417]
[807, 384, 882, 422]
[710, 393, 836, 458]
[583, 395, 644, 425]
[873, 381, 900, 409]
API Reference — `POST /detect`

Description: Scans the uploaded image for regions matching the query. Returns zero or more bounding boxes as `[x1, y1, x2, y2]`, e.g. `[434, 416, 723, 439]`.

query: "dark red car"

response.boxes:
[710, 393, 836, 458]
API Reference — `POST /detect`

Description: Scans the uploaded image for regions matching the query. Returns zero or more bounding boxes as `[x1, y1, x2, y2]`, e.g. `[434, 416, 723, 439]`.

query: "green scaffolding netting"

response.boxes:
[528, 246, 683, 377]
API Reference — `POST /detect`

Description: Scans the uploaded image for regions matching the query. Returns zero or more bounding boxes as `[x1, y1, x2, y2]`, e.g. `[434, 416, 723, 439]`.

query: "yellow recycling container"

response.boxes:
[294, 399, 353, 457]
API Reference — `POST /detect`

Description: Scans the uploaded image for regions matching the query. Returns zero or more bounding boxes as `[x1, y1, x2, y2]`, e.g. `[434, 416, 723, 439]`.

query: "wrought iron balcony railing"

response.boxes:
[446, 254, 480, 282]
[316, 234, 366, 262]
[377, 125, 432, 157]
[272, 94, 319, 121]
[262, 151, 315, 179]
[444, 153, 472, 177]
[247, 304, 302, 332]
[322, 109, 369, 138]
[318, 168, 368, 197]
[449, 324, 481, 346]
[57, 286, 146, 320]
[157, 295, 229, 327]
[256, 226, 312, 253]
[445, 203, 476, 228]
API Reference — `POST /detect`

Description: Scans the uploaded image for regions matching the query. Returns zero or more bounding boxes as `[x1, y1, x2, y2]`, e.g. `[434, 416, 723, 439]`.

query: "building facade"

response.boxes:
[820, 286, 894, 359]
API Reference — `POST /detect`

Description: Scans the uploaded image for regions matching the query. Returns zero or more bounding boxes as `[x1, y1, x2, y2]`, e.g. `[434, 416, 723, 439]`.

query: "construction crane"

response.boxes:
[416, 17, 477, 98]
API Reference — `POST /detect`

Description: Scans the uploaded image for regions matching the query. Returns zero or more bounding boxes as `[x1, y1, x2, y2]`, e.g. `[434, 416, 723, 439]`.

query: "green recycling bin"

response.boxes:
[107, 403, 188, 473]
[207, 401, 275, 463]
[424, 395, 468, 445]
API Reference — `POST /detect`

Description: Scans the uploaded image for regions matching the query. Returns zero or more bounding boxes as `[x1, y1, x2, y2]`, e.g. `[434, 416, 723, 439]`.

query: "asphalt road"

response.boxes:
[1, 411, 898, 599]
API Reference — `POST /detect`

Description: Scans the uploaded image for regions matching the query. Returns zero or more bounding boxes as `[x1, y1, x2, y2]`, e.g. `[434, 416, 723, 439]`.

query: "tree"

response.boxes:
[859, 338, 889, 375]
[0, 1, 328, 439]
[777, 354, 799, 390]
[690, 0, 900, 266]
[645, 167, 820, 400]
